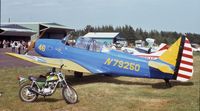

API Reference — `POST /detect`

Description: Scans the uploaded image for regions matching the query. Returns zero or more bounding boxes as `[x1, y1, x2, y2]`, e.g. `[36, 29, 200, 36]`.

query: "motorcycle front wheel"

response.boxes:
[62, 85, 78, 104]
[19, 84, 38, 102]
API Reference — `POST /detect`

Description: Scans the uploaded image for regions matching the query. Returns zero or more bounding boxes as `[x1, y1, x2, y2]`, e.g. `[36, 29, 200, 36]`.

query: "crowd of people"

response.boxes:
[0, 40, 29, 54]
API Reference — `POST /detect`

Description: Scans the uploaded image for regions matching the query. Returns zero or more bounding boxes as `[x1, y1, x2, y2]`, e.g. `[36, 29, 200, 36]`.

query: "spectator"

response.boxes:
[10, 41, 16, 52]
[24, 42, 28, 51]
[22, 40, 26, 50]
[16, 41, 22, 54]
[3, 40, 6, 48]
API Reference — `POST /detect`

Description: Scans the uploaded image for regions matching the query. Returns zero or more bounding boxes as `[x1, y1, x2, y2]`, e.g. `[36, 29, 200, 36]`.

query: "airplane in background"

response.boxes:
[121, 43, 169, 60]
[6, 34, 193, 87]
[135, 43, 169, 53]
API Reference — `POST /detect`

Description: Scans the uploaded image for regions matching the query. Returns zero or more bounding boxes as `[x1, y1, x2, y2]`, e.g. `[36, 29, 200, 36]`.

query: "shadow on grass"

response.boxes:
[152, 81, 194, 89]
[65, 75, 194, 89]
[36, 98, 63, 103]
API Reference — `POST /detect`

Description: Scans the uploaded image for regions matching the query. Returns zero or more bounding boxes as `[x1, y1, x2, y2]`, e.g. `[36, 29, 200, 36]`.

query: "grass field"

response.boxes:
[0, 53, 199, 111]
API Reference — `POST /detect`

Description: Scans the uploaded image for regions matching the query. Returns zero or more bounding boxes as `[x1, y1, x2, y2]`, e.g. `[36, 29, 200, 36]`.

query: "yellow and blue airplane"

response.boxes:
[6, 35, 193, 87]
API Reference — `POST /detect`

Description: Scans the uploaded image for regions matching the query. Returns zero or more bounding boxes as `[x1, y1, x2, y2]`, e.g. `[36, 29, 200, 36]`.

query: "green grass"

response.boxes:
[0, 55, 199, 111]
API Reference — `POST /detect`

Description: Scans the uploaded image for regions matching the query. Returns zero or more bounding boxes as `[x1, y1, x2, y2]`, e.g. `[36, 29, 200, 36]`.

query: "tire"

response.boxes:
[62, 85, 78, 104]
[19, 84, 38, 102]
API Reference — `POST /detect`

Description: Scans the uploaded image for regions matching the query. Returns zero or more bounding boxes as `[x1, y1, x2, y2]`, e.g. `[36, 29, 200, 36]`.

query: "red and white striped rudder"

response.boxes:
[176, 38, 193, 82]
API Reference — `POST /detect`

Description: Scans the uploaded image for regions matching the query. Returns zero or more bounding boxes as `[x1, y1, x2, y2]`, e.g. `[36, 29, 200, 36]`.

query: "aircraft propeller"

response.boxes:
[24, 29, 47, 54]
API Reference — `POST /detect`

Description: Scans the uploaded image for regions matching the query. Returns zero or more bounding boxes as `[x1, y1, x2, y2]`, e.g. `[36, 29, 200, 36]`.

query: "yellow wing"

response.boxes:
[6, 52, 91, 73]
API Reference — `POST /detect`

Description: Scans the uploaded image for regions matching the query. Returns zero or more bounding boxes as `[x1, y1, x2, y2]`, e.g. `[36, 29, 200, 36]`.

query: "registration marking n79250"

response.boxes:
[104, 58, 140, 72]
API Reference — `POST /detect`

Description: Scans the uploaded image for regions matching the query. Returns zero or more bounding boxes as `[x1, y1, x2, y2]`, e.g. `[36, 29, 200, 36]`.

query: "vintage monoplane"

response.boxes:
[6, 34, 193, 87]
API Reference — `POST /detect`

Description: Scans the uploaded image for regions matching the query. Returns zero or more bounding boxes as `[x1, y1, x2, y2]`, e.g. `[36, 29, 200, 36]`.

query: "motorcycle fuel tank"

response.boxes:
[46, 75, 59, 82]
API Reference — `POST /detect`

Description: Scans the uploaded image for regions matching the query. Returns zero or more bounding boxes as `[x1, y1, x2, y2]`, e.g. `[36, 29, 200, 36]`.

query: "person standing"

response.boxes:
[3, 40, 6, 48]
[10, 41, 15, 52]
[16, 41, 22, 54]
[22, 40, 26, 51]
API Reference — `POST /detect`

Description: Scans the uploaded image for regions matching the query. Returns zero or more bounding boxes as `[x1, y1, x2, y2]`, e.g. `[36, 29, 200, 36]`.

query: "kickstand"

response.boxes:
[164, 79, 172, 87]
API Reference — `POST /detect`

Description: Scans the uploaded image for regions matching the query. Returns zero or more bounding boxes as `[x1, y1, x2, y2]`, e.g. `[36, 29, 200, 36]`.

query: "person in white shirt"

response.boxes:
[3, 40, 6, 48]
[16, 41, 22, 54]
[10, 41, 16, 52]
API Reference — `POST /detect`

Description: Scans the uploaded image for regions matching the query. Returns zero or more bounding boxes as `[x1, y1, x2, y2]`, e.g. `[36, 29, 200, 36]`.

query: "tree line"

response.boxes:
[72, 25, 200, 45]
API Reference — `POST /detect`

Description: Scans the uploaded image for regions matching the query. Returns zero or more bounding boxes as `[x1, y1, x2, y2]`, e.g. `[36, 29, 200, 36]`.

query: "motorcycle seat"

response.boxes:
[28, 76, 37, 81]
[36, 75, 46, 82]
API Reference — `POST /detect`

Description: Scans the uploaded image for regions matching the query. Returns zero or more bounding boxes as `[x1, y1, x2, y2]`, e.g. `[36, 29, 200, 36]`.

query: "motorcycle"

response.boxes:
[18, 64, 78, 104]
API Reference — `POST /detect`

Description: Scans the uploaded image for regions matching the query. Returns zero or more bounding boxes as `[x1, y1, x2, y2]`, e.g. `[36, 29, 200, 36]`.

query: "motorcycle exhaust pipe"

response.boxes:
[28, 87, 51, 96]
[28, 87, 40, 94]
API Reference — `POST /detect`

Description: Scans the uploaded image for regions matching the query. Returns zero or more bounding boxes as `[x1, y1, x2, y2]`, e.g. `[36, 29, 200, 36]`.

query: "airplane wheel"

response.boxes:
[74, 72, 83, 78]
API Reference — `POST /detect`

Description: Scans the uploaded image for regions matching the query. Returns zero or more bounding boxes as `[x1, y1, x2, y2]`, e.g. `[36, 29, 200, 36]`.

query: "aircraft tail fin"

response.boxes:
[159, 36, 193, 82]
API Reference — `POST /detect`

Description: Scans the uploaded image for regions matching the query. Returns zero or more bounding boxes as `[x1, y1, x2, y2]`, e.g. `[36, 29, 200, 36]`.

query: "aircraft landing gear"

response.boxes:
[74, 71, 83, 78]
[164, 79, 172, 87]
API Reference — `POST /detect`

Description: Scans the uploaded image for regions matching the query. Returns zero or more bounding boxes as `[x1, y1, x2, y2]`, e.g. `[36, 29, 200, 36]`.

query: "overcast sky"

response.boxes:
[1, 0, 200, 34]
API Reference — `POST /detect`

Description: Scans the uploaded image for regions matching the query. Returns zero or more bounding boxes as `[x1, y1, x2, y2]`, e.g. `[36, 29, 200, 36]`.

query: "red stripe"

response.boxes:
[181, 60, 193, 66]
[179, 67, 192, 72]
[185, 40, 190, 43]
[184, 47, 192, 51]
[178, 73, 191, 79]
[182, 53, 193, 59]
[159, 45, 169, 51]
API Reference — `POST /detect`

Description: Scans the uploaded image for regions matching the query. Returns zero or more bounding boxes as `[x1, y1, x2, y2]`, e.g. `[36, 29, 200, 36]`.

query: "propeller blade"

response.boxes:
[24, 29, 47, 54]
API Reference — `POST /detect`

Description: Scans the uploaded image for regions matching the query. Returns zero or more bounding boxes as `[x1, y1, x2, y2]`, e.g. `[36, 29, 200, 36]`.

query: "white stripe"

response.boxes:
[180, 63, 193, 69]
[178, 70, 193, 76]
[181, 57, 193, 63]
[183, 50, 193, 55]
[184, 43, 192, 48]
[177, 76, 189, 82]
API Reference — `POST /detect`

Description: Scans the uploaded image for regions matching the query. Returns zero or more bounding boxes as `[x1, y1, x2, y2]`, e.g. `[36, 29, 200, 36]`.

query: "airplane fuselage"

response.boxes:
[35, 39, 174, 79]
